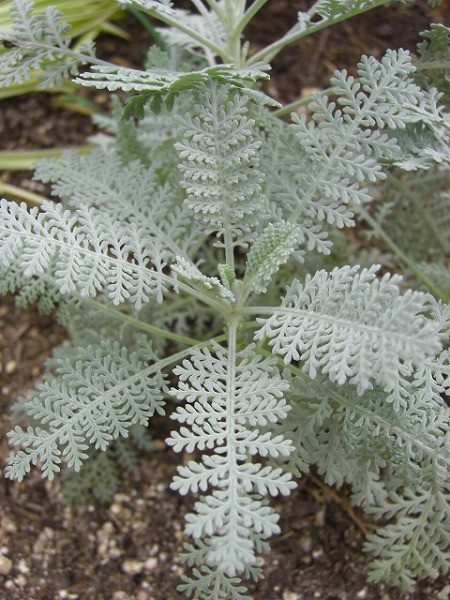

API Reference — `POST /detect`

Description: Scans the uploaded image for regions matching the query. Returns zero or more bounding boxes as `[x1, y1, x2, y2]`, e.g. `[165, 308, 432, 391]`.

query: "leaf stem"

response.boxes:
[83, 297, 201, 346]
[232, 0, 270, 37]
[247, 0, 391, 66]
[136, 5, 231, 60]
[202, 0, 226, 21]
[224, 228, 235, 273]
[273, 89, 334, 118]
[355, 205, 450, 302]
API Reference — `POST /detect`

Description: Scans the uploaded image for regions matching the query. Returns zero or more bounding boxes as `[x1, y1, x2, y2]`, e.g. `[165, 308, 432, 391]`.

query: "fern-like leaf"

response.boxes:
[0, 0, 95, 88]
[173, 257, 235, 301]
[178, 562, 252, 600]
[62, 424, 152, 504]
[176, 82, 266, 248]
[167, 340, 294, 581]
[291, 1, 385, 37]
[415, 23, 450, 98]
[0, 199, 173, 309]
[284, 50, 448, 233]
[365, 484, 450, 588]
[244, 221, 300, 294]
[280, 364, 449, 483]
[6, 341, 166, 481]
[76, 63, 276, 116]
[256, 265, 442, 394]
[119, 0, 176, 17]
[34, 149, 196, 260]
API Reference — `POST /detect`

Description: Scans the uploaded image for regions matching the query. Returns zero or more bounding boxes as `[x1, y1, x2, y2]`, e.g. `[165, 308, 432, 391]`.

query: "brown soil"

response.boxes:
[1, 2, 449, 599]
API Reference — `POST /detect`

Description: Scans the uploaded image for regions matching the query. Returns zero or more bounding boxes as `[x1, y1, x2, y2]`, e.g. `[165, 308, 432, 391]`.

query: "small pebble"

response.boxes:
[0, 554, 12, 576]
[5, 360, 17, 374]
[112, 592, 130, 600]
[314, 506, 326, 527]
[33, 527, 54, 557]
[144, 557, 158, 571]
[14, 574, 27, 588]
[17, 559, 29, 574]
[110, 504, 122, 515]
[109, 547, 123, 559]
[121, 559, 144, 575]
[114, 494, 129, 504]
[149, 544, 159, 555]
[299, 535, 313, 553]
[1, 516, 17, 534]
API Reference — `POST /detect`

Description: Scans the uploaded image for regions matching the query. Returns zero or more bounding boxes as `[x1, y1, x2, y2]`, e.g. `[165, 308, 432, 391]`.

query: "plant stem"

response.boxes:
[355, 205, 450, 302]
[19, 40, 113, 68]
[202, 0, 226, 20]
[190, 0, 211, 17]
[138, 6, 231, 60]
[247, 0, 391, 66]
[225, 319, 238, 487]
[274, 89, 334, 118]
[83, 298, 201, 346]
[224, 0, 244, 66]
[224, 228, 235, 273]
[232, 0, 270, 37]
[273, 95, 313, 117]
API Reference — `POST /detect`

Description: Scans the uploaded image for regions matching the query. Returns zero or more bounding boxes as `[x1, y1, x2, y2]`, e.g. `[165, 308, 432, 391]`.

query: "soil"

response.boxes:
[1, 2, 449, 600]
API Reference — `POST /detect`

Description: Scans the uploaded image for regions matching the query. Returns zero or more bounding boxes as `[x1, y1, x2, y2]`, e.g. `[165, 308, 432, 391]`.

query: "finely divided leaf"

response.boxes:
[256, 265, 442, 394]
[173, 257, 235, 301]
[245, 221, 299, 294]
[365, 484, 450, 588]
[283, 50, 448, 238]
[167, 341, 294, 579]
[0, 199, 171, 309]
[119, 0, 176, 17]
[75, 63, 276, 115]
[6, 341, 166, 481]
[176, 82, 266, 247]
[0, 0, 95, 88]
[34, 149, 196, 260]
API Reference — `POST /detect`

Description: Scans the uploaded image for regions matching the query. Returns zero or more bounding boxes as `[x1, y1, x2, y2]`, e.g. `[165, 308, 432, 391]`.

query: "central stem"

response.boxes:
[225, 0, 245, 66]
[224, 227, 235, 272]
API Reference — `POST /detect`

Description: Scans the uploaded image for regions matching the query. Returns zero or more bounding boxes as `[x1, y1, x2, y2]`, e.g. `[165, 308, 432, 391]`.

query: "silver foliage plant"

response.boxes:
[1, 1, 449, 597]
